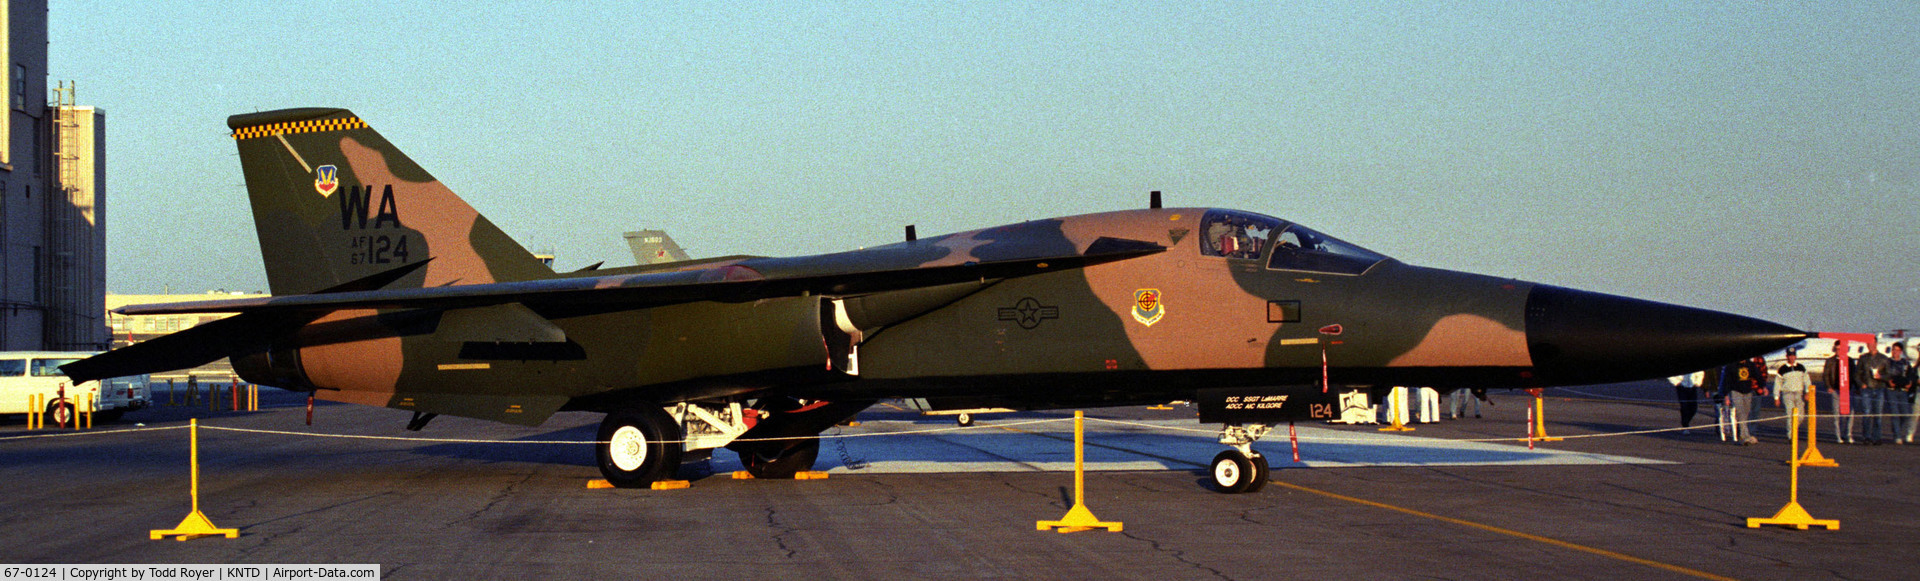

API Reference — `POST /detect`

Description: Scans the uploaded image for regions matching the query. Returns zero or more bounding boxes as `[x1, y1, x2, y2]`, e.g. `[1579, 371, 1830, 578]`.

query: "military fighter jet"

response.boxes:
[65, 108, 1806, 493]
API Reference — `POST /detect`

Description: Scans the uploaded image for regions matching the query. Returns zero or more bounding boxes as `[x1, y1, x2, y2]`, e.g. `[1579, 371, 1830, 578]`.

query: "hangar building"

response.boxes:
[0, 0, 107, 351]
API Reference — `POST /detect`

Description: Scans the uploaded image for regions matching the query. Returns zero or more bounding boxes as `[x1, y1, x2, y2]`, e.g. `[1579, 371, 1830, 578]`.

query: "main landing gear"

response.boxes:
[1210, 424, 1271, 494]
[726, 398, 871, 479]
[596, 407, 685, 488]
[594, 397, 873, 488]
[737, 436, 821, 479]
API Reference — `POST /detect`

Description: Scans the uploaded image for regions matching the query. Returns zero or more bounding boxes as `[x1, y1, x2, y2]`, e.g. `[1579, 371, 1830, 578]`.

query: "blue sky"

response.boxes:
[53, 1, 1919, 333]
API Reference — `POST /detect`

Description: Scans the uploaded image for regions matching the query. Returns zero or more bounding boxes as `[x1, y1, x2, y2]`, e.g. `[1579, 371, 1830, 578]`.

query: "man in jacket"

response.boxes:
[1707, 362, 1732, 440]
[1725, 357, 1768, 445]
[1775, 351, 1812, 437]
[1888, 343, 1912, 444]
[1857, 345, 1894, 445]
[1672, 371, 1702, 434]
[1824, 347, 1857, 444]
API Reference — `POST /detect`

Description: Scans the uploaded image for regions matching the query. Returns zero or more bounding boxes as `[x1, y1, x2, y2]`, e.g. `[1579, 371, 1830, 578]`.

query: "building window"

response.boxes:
[11, 64, 23, 111]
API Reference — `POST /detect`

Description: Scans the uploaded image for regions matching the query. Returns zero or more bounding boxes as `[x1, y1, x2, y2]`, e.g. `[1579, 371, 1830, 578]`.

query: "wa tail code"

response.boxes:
[337, 184, 401, 230]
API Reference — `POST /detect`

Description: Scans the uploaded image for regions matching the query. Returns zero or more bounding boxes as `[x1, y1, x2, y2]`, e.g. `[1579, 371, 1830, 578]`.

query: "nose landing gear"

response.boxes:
[1210, 424, 1272, 494]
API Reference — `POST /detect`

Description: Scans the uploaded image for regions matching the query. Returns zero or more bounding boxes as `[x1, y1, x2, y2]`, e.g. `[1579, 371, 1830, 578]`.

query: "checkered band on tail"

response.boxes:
[231, 116, 367, 140]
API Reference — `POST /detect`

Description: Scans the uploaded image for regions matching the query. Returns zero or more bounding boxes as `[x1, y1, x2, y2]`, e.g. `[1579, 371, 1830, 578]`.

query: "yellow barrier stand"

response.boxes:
[1378, 387, 1414, 432]
[1748, 406, 1839, 531]
[80, 393, 92, 430]
[1037, 411, 1123, 533]
[1796, 388, 1837, 467]
[26, 393, 42, 430]
[150, 419, 240, 541]
[1531, 394, 1564, 442]
[249, 384, 259, 412]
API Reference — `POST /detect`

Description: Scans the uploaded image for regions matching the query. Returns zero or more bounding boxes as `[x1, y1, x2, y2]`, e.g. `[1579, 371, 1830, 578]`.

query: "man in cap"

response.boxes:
[1774, 351, 1811, 437]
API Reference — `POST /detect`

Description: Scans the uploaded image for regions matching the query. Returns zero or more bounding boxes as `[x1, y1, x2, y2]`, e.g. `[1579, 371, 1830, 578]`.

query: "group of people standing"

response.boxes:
[1675, 342, 1917, 445]
[1825, 342, 1917, 445]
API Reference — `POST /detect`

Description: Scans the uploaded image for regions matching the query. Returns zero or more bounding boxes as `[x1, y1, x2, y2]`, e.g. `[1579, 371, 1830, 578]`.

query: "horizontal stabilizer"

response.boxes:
[59, 313, 312, 383]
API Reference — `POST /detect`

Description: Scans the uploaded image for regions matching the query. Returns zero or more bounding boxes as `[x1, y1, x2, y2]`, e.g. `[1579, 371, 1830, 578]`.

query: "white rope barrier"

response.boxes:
[194, 417, 1075, 446]
[4, 412, 1913, 447]
[0, 425, 186, 442]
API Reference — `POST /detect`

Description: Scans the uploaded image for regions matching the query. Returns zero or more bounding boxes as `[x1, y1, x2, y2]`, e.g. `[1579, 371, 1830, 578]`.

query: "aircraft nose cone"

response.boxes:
[1524, 285, 1806, 385]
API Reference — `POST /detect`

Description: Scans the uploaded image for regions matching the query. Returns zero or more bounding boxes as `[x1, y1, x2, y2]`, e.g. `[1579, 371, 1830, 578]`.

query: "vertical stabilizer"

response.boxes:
[229, 108, 552, 295]
[624, 229, 692, 265]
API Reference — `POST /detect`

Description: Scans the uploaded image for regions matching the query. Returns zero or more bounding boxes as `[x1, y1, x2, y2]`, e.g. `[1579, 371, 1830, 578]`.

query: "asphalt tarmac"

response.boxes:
[3, 383, 1916, 580]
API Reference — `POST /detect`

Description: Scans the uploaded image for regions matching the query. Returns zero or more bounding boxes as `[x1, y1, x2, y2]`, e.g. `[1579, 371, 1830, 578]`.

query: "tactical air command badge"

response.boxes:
[314, 165, 339, 197]
[1132, 289, 1165, 326]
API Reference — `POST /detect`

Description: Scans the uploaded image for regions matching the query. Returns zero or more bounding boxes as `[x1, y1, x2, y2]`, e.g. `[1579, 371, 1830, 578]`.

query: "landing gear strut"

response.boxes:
[1210, 424, 1271, 494]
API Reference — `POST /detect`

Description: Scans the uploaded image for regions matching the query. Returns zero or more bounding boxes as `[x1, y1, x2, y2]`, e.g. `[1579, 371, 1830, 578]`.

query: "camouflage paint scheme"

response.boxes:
[66, 108, 1804, 432]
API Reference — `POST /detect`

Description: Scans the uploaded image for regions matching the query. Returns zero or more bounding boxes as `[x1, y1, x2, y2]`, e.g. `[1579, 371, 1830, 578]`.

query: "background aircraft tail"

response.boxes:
[624, 229, 691, 265]
[229, 108, 553, 295]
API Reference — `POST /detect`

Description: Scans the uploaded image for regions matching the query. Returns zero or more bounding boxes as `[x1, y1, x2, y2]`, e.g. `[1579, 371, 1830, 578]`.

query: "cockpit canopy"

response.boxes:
[1197, 209, 1389, 275]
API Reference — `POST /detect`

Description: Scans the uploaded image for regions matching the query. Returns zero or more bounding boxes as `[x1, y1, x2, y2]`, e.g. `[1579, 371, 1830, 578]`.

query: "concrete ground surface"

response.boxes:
[2, 382, 1914, 580]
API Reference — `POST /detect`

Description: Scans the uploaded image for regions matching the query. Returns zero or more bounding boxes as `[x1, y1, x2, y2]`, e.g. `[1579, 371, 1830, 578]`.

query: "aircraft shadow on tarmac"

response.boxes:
[411, 423, 600, 468]
[398, 421, 1627, 476]
[386, 403, 1667, 475]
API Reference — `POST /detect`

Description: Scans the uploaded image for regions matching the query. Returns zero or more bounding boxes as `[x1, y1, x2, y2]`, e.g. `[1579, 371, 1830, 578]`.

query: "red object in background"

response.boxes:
[1821, 332, 1875, 415]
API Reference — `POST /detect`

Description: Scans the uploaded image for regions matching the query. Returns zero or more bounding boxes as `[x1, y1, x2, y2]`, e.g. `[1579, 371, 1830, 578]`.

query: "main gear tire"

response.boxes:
[596, 407, 684, 488]
[738, 437, 821, 479]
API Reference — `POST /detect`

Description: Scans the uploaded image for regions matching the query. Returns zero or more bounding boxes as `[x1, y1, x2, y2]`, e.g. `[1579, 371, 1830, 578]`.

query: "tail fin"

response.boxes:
[229, 108, 552, 295]
[624, 229, 692, 265]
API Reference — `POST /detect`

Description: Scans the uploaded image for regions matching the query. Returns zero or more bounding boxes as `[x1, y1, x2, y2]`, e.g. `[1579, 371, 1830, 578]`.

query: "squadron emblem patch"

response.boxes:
[314, 165, 339, 197]
[1132, 289, 1165, 326]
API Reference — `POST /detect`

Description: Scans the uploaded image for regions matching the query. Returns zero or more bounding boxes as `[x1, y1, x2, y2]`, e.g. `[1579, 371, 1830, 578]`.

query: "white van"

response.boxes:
[0, 352, 150, 424]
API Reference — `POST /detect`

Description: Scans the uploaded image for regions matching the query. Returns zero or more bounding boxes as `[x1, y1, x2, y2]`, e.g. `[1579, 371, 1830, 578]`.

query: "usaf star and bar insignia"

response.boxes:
[997, 297, 1060, 330]
[1132, 289, 1165, 326]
